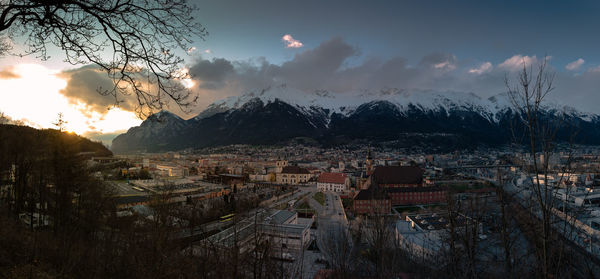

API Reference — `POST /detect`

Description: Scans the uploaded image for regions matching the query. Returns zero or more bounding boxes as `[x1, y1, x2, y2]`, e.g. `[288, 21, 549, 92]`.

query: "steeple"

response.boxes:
[366, 146, 373, 176]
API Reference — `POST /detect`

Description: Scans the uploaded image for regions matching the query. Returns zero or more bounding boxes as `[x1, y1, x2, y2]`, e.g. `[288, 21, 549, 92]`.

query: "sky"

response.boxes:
[2, 0, 600, 144]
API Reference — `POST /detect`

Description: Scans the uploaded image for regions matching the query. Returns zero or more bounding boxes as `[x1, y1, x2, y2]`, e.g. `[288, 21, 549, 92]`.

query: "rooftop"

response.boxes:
[268, 210, 296, 224]
[372, 166, 424, 185]
[317, 172, 348, 184]
[281, 166, 310, 174]
[386, 186, 446, 193]
[406, 213, 469, 231]
[115, 195, 149, 205]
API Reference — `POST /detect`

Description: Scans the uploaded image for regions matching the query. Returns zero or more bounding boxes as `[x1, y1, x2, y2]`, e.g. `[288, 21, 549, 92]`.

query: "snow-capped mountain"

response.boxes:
[196, 85, 508, 121]
[111, 85, 600, 153]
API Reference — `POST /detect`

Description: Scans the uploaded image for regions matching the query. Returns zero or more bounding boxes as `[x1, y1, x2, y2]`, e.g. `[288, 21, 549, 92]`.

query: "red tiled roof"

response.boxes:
[317, 172, 347, 184]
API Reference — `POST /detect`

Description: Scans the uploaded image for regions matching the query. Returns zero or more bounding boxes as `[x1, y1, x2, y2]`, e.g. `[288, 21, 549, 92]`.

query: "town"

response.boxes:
[69, 143, 600, 278]
[2, 1, 600, 278]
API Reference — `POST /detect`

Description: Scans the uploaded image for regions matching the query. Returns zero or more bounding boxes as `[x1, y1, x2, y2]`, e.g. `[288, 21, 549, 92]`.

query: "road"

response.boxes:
[314, 191, 351, 265]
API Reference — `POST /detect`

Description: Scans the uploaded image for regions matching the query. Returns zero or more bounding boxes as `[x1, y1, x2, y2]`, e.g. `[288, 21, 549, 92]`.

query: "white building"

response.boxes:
[317, 172, 350, 192]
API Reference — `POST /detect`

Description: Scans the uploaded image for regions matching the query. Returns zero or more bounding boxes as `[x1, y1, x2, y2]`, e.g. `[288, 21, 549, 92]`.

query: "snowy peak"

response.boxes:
[194, 85, 518, 122]
[112, 86, 600, 153]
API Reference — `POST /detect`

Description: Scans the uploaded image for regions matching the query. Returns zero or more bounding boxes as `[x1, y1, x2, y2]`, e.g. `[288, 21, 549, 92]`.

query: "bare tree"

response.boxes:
[52, 112, 67, 132]
[0, 111, 9, 124]
[0, 1, 207, 116]
[504, 57, 599, 278]
[505, 57, 555, 277]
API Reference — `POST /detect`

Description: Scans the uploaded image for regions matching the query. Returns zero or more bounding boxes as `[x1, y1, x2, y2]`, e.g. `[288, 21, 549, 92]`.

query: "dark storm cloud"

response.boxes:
[187, 37, 469, 99]
[186, 37, 600, 114]
[184, 38, 362, 108]
[58, 65, 138, 116]
[276, 37, 358, 89]
[188, 58, 234, 89]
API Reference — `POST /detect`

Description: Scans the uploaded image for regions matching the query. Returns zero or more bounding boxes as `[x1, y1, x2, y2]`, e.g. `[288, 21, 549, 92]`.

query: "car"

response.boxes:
[338, 213, 343, 216]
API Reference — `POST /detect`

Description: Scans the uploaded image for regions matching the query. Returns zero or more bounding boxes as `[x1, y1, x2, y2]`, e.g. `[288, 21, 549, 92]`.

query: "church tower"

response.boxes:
[366, 147, 373, 176]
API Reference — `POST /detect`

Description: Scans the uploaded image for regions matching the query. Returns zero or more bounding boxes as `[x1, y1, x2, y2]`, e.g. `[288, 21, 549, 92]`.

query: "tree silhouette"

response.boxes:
[0, 1, 207, 117]
[52, 112, 67, 132]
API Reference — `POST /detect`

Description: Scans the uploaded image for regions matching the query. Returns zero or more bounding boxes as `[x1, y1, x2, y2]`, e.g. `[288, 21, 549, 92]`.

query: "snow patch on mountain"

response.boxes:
[194, 85, 518, 122]
[190, 84, 600, 125]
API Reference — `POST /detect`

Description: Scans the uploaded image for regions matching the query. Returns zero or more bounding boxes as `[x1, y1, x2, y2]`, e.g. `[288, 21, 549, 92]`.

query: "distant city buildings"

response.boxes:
[353, 163, 448, 215]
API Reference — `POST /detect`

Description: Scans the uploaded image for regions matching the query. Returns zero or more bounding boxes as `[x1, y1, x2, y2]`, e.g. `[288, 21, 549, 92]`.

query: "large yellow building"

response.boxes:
[276, 166, 311, 184]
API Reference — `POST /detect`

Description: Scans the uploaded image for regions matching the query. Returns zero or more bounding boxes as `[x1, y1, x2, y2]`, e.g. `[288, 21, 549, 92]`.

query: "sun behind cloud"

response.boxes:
[0, 63, 141, 136]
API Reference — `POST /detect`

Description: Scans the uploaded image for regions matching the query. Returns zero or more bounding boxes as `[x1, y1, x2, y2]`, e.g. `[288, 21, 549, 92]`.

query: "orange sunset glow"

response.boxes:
[0, 64, 141, 136]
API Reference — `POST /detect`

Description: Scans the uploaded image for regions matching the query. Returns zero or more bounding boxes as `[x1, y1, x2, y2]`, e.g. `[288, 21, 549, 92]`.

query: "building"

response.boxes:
[368, 166, 447, 206]
[276, 166, 311, 185]
[218, 174, 245, 190]
[366, 147, 373, 176]
[275, 160, 288, 173]
[370, 166, 424, 188]
[353, 163, 447, 214]
[396, 213, 478, 263]
[386, 186, 447, 205]
[395, 215, 443, 262]
[203, 210, 311, 258]
[155, 164, 188, 177]
[353, 187, 391, 215]
[317, 172, 350, 192]
[115, 195, 150, 209]
[358, 148, 373, 189]
[261, 210, 311, 257]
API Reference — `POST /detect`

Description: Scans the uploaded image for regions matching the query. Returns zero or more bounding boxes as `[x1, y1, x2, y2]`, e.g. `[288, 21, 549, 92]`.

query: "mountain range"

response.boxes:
[111, 85, 600, 153]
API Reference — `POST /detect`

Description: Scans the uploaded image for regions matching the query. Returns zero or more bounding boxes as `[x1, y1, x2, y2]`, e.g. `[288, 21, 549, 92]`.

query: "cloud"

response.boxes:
[282, 34, 303, 48]
[181, 38, 600, 117]
[277, 37, 357, 89]
[58, 65, 138, 116]
[586, 66, 600, 73]
[204, 49, 212, 54]
[185, 38, 474, 110]
[0, 66, 20, 79]
[498, 55, 538, 71]
[566, 58, 585, 71]
[188, 58, 234, 89]
[468, 62, 492, 74]
[419, 53, 457, 71]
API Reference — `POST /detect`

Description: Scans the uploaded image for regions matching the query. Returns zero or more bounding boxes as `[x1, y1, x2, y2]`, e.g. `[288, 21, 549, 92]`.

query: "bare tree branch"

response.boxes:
[0, 0, 207, 117]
